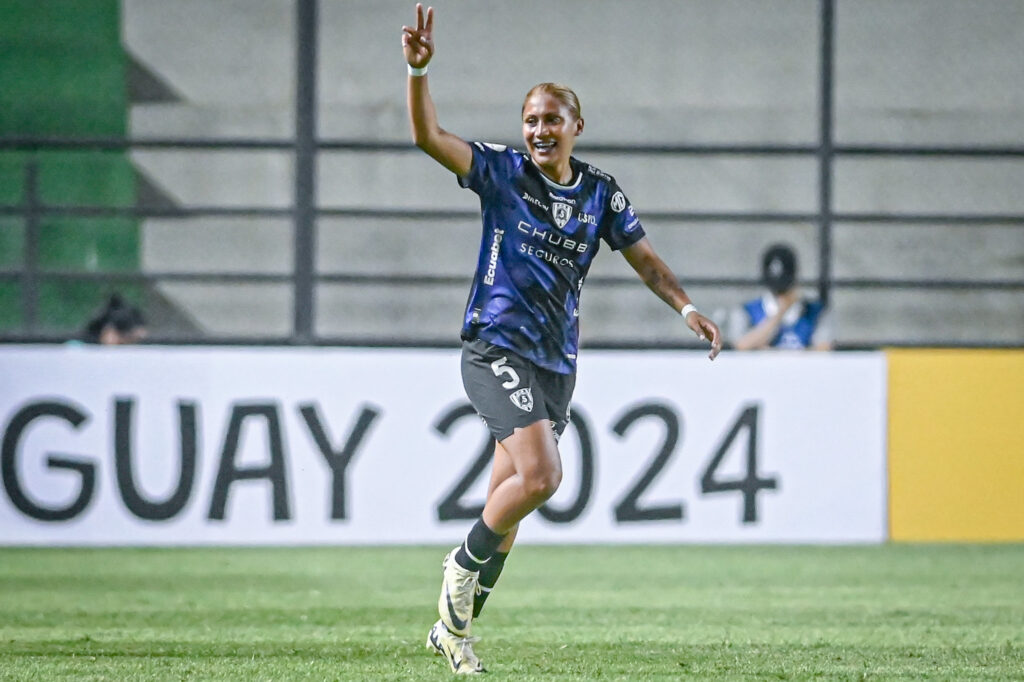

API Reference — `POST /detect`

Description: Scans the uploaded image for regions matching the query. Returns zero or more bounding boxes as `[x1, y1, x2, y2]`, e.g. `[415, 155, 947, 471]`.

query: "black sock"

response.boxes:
[473, 551, 508, 618]
[454, 518, 504, 572]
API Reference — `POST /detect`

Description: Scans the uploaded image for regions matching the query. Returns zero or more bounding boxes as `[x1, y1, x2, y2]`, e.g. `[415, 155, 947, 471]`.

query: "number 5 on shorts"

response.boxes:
[490, 356, 520, 389]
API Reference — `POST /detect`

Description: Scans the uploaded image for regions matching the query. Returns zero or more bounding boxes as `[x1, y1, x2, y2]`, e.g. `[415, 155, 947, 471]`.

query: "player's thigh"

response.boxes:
[498, 419, 561, 484]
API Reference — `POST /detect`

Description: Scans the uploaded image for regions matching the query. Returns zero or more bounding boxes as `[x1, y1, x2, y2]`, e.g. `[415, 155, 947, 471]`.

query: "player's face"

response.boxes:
[522, 92, 583, 178]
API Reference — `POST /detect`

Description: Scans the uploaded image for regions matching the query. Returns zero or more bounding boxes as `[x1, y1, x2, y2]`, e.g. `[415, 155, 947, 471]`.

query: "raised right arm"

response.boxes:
[402, 4, 472, 177]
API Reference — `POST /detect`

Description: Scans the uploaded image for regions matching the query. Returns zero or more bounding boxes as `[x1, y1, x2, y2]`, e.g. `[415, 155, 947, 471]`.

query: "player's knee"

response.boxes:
[524, 465, 561, 503]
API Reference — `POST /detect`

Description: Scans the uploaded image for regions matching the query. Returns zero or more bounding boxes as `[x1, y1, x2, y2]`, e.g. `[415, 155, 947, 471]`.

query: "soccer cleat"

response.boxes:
[426, 618, 486, 674]
[437, 547, 479, 637]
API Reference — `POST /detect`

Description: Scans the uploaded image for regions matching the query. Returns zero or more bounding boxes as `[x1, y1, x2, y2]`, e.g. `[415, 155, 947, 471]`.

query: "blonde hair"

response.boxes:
[522, 83, 582, 120]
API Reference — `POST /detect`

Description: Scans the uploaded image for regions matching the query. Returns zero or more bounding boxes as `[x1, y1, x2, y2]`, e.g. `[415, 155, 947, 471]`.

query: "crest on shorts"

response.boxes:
[510, 387, 534, 412]
[551, 201, 573, 229]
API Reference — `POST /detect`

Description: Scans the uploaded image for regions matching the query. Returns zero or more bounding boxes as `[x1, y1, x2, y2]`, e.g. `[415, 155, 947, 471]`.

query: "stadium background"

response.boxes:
[1, 0, 1022, 545]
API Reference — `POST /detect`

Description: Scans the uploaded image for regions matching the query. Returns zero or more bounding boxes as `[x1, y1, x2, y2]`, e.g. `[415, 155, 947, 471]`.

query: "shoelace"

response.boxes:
[452, 567, 479, 595]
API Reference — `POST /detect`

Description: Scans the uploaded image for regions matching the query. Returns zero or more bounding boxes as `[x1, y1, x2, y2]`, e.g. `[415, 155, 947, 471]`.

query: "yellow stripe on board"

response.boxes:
[888, 349, 1024, 542]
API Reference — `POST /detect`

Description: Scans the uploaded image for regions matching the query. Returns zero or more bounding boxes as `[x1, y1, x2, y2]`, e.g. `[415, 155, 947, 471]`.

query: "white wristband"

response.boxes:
[407, 64, 428, 77]
[680, 303, 698, 320]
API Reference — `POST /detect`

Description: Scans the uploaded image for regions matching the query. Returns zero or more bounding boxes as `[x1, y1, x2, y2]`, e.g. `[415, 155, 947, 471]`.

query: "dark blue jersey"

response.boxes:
[458, 142, 645, 374]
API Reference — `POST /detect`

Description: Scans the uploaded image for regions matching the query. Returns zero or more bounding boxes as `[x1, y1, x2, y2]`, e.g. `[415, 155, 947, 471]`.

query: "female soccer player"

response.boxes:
[402, 4, 721, 674]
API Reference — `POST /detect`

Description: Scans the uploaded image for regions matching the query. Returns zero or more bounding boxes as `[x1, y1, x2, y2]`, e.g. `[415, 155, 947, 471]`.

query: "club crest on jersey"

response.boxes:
[551, 201, 573, 229]
[610, 191, 627, 213]
[510, 387, 534, 412]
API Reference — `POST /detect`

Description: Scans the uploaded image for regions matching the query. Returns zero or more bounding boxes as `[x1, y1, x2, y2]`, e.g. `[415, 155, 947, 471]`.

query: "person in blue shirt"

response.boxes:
[727, 243, 835, 351]
[402, 4, 721, 673]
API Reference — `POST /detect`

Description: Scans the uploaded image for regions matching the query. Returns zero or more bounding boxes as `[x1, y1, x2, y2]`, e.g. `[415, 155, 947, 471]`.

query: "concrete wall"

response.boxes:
[122, 0, 1024, 344]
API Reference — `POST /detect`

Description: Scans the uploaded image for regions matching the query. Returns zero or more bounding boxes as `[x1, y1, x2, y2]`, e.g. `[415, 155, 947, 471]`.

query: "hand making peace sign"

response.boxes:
[402, 4, 434, 69]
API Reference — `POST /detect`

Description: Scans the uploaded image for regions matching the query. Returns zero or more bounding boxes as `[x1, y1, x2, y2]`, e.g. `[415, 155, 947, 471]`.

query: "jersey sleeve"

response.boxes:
[600, 181, 646, 251]
[457, 142, 516, 198]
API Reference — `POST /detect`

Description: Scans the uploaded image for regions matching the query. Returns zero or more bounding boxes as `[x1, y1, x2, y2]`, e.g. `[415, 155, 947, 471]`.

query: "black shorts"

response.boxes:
[461, 338, 575, 443]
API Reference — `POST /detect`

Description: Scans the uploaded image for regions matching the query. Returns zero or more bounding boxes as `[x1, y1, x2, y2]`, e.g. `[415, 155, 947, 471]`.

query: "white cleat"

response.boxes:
[426, 618, 486, 674]
[437, 548, 478, 637]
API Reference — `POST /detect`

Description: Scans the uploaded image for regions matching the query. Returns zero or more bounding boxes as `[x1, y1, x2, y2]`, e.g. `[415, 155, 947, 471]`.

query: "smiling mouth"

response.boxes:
[533, 140, 556, 153]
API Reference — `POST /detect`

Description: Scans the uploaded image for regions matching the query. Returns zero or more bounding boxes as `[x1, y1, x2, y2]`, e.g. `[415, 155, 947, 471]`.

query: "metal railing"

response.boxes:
[1, 0, 1022, 348]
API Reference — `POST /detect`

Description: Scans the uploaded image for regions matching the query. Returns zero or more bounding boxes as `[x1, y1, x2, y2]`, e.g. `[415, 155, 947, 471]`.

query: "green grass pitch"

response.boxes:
[1, 544, 1021, 680]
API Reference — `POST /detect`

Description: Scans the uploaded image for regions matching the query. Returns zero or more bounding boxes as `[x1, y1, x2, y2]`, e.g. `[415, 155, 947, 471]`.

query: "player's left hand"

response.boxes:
[686, 312, 722, 360]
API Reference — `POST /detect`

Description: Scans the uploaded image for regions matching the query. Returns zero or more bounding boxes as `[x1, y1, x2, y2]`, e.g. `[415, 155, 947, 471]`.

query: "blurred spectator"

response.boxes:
[81, 294, 148, 345]
[726, 244, 834, 350]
